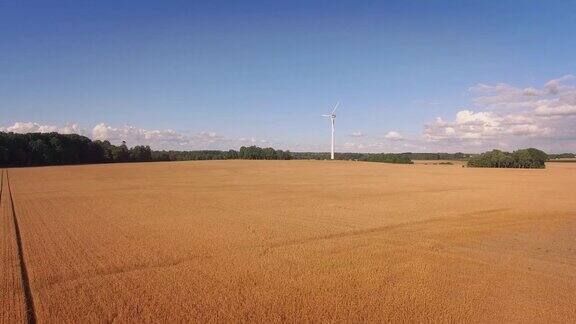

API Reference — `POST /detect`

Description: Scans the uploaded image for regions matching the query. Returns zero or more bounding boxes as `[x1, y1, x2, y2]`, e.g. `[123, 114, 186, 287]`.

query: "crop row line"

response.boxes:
[4, 170, 37, 324]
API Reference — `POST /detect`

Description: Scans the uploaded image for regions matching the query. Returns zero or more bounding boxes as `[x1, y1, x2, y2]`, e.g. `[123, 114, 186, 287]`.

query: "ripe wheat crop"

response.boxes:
[2, 160, 576, 322]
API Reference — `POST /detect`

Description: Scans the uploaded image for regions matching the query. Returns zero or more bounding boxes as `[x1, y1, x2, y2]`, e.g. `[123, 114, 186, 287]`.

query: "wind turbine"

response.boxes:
[322, 102, 339, 160]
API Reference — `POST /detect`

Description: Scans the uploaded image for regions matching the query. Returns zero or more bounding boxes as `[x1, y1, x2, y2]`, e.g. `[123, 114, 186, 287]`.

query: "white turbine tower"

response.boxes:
[322, 102, 340, 160]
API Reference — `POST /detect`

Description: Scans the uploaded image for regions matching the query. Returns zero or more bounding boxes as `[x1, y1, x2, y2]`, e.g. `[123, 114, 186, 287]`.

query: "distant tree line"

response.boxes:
[152, 146, 292, 161]
[0, 132, 152, 167]
[0, 133, 295, 167]
[0, 132, 297, 167]
[152, 150, 237, 161]
[0, 132, 415, 167]
[345, 153, 412, 164]
[289, 152, 472, 162]
[3, 131, 563, 169]
[467, 148, 548, 169]
[401, 152, 472, 160]
[548, 153, 575, 159]
[290, 152, 413, 164]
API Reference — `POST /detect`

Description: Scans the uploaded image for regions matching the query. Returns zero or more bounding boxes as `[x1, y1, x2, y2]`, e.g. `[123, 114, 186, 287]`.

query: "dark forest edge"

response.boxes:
[0, 132, 413, 167]
[0, 132, 572, 168]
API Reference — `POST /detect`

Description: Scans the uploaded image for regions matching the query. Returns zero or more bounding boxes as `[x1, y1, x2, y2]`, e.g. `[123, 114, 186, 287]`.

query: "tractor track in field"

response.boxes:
[263, 207, 512, 253]
[4, 170, 37, 324]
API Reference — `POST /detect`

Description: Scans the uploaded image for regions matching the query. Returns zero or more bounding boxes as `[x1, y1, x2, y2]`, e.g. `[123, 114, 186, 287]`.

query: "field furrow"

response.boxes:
[0, 170, 27, 323]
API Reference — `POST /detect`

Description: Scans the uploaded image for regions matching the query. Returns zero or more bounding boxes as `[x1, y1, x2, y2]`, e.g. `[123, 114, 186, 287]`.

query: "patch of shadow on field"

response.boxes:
[38, 253, 212, 290]
[263, 208, 510, 253]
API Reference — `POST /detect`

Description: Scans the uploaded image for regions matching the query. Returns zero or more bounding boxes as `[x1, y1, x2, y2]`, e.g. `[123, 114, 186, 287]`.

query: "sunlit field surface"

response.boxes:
[2, 161, 576, 322]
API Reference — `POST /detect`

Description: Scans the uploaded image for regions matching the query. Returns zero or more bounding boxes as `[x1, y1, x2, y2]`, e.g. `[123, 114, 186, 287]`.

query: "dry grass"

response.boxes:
[3, 160, 576, 322]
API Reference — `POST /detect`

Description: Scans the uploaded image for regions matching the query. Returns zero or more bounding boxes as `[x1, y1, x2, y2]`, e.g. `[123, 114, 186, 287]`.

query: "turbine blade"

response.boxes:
[331, 101, 340, 114]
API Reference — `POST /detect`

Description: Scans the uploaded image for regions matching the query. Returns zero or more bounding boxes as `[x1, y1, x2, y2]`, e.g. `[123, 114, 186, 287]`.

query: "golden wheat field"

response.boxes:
[1, 160, 576, 323]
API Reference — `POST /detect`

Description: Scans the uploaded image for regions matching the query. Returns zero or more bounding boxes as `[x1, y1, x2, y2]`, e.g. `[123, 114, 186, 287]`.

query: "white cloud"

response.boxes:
[424, 109, 550, 142]
[60, 123, 82, 134]
[544, 74, 575, 94]
[384, 131, 404, 141]
[423, 75, 576, 151]
[237, 137, 269, 145]
[506, 124, 550, 136]
[90, 124, 273, 150]
[91, 123, 111, 140]
[468, 83, 541, 110]
[192, 131, 224, 143]
[1, 121, 272, 151]
[349, 131, 365, 137]
[91, 123, 189, 146]
[455, 110, 498, 126]
[534, 103, 576, 117]
[343, 142, 365, 150]
[469, 74, 576, 113]
[1, 122, 84, 135]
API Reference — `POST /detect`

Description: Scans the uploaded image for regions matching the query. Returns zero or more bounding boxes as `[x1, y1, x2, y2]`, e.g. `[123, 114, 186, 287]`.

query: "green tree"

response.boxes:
[468, 148, 547, 169]
[130, 145, 152, 162]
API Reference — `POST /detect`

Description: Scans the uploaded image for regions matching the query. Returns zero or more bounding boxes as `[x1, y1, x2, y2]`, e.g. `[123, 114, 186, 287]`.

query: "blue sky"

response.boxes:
[1, 1, 576, 152]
